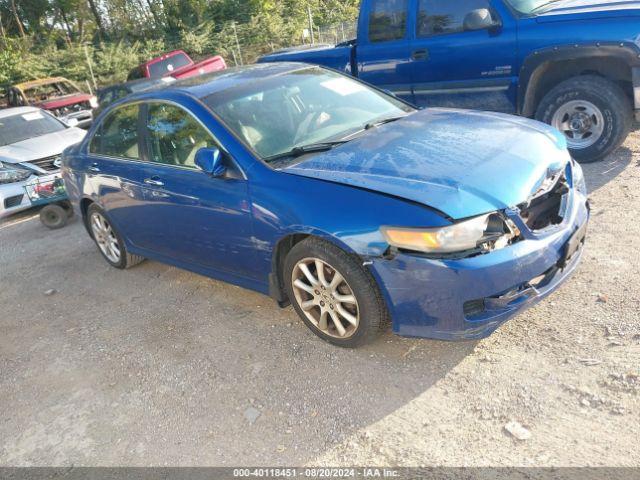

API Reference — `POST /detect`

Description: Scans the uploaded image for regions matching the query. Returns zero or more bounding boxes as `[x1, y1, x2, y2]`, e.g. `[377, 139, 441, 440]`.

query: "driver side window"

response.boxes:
[417, 0, 491, 37]
[144, 103, 218, 169]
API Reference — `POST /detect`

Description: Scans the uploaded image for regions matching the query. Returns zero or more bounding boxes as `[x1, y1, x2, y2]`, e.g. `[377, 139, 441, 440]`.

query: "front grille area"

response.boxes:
[27, 155, 60, 172]
[463, 299, 486, 319]
[4, 194, 24, 209]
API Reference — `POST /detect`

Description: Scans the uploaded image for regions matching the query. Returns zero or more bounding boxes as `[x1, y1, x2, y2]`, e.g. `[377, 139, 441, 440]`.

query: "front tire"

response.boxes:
[535, 75, 632, 163]
[87, 204, 144, 269]
[284, 237, 387, 348]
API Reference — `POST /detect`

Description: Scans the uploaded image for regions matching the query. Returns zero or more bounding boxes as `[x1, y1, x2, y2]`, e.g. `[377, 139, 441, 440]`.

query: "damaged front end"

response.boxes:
[518, 168, 570, 232]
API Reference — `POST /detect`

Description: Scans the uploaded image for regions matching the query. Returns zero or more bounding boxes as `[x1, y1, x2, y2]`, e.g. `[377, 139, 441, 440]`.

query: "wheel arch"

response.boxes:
[269, 229, 366, 307]
[79, 197, 95, 236]
[519, 43, 638, 117]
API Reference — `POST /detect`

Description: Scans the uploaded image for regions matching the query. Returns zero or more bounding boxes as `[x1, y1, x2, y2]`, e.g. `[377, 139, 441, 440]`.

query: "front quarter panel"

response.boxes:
[248, 168, 450, 278]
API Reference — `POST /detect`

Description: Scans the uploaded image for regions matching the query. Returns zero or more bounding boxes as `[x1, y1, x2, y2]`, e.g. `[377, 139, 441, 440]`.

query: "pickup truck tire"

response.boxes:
[87, 204, 145, 270]
[535, 75, 631, 163]
[284, 237, 387, 348]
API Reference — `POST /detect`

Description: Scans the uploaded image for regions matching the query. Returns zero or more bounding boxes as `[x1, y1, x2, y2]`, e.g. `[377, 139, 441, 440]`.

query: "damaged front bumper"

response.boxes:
[368, 184, 590, 341]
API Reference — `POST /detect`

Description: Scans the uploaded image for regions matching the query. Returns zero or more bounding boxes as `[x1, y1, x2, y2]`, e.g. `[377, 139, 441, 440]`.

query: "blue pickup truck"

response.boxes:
[259, 0, 640, 163]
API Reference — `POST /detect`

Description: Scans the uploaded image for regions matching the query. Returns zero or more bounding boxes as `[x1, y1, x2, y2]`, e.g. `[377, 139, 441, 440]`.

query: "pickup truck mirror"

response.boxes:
[65, 118, 79, 128]
[195, 147, 227, 178]
[463, 9, 501, 32]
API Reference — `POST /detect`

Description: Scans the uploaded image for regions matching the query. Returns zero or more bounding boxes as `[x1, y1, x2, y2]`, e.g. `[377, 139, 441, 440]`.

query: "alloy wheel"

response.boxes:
[552, 100, 605, 150]
[291, 257, 360, 339]
[90, 212, 121, 263]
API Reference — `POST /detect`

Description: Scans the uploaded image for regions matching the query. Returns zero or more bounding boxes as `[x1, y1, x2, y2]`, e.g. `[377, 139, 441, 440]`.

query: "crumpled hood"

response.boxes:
[282, 109, 571, 220]
[536, 0, 640, 21]
[0, 128, 86, 164]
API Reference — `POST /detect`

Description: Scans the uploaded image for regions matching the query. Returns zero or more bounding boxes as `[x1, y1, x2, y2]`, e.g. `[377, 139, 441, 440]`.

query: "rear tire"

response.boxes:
[87, 204, 145, 270]
[535, 75, 632, 163]
[284, 237, 387, 348]
[40, 204, 68, 229]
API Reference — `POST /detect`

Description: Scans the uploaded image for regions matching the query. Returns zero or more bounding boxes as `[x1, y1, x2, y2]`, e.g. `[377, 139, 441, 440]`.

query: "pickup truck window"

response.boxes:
[148, 53, 192, 79]
[90, 104, 140, 160]
[503, 0, 555, 15]
[369, 0, 408, 43]
[417, 0, 491, 37]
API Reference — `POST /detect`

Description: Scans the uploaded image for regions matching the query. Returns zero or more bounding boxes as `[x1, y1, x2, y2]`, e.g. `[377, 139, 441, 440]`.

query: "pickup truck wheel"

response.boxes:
[535, 75, 632, 163]
[284, 237, 387, 348]
[87, 204, 145, 270]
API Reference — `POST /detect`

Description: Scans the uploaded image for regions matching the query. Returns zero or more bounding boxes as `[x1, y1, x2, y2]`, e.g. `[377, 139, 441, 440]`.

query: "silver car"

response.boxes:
[0, 107, 86, 218]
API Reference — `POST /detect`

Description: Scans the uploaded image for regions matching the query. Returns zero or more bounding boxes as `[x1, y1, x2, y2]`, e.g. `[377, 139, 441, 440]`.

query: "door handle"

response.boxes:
[87, 164, 101, 173]
[411, 49, 429, 61]
[144, 177, 164, 187]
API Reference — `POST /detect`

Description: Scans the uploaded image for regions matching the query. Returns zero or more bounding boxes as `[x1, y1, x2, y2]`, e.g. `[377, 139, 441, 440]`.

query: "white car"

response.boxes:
[0, 107, 86, 218]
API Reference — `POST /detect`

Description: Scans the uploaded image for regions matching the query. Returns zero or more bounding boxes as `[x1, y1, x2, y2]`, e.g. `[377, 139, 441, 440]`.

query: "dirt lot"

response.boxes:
[0, 132, 638, 467]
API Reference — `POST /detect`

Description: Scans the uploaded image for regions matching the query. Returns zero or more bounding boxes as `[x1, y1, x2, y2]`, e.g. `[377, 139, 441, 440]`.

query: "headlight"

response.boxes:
[89, 96, 99, 109]
[0, 162, 33, 185]
[382, 213, 518, 255]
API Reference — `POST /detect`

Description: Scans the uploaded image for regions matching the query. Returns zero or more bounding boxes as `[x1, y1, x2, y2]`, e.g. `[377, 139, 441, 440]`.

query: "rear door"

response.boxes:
[134, 101, 257, 279]
[356, 0, 414, 100]
[84, 103, 149, 245]
[409, 0, 518, 111]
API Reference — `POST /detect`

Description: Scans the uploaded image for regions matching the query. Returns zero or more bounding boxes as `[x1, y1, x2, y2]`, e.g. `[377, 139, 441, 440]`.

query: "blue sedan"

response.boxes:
[62, 63, 590, 347]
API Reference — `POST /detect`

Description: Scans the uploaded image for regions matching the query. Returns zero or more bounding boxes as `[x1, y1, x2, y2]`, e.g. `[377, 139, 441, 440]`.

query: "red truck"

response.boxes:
[127, 50, 227, 81]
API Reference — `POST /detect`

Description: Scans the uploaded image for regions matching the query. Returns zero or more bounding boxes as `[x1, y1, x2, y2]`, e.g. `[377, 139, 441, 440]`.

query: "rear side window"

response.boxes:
[147, 53, 192, 79]
[144, 102, 217, 169]
[90, 104, 140, 159]
[417, 0, 491, 37]
[369, 0, 408, 43]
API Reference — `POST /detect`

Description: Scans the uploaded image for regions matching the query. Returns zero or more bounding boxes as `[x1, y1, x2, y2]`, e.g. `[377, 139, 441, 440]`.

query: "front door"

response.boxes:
[356, 0, 414, 100]
[134, 101, 257, 279]
[409, 0, 518, 112]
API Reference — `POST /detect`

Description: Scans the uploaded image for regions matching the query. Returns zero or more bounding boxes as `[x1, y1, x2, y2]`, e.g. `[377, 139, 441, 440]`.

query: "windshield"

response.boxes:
[0, 110, 66, 147]
[23, 80, 80, 103]
[504, 0, 561, 14]
[148, 53, 192, 78]
[204, 67, 414, 160]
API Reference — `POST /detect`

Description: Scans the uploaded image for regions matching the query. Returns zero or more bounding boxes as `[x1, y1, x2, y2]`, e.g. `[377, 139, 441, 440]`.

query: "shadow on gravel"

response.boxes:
[0, 219, 478, 465]
[581, 146, 634, 193]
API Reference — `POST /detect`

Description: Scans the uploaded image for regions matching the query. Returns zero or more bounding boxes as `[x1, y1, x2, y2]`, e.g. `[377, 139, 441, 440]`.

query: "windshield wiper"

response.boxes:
[364, 115, 406, 131]
[264, 140, 350, 163]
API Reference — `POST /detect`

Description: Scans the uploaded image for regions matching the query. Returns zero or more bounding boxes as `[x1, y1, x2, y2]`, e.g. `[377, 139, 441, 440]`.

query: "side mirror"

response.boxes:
[195, 147, 227, 178]
[66, 118, 79, 128]
[463, 9, 501, 32]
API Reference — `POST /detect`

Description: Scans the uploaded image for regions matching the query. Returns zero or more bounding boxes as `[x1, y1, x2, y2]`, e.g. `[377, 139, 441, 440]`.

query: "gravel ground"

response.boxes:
[0, 132, 638, 467]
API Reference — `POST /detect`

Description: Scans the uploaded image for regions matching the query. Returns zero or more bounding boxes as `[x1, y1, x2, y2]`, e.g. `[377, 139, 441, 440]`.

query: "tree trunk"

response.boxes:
[57, 1, 74, 39]
[87, 0, 106, 40]
[9, 0, 26, 37]
[146, 0, 163, 28]
[0, 13, 6, 47]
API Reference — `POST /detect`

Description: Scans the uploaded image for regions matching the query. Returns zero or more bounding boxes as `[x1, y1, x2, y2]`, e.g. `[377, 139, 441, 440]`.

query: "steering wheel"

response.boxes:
[293, 110, 326, 145]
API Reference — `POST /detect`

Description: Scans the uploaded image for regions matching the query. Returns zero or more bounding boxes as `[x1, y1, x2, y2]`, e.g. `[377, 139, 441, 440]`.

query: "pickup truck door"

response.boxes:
[408, 0, 518, 112]
[356, 0, 414, 101]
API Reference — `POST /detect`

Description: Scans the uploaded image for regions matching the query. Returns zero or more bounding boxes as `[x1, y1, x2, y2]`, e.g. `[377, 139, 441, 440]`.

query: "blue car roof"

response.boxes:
[164, 62, 311, 99]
